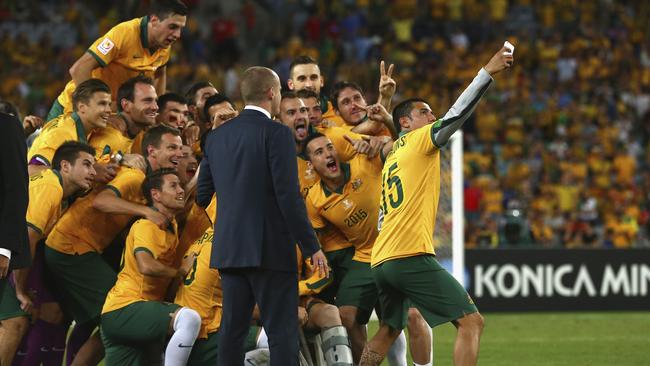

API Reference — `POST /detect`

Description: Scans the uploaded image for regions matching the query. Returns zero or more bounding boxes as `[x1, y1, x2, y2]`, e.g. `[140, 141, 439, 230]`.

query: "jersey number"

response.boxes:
[183, 257, 198, 285]
[381, 162, 404, 215]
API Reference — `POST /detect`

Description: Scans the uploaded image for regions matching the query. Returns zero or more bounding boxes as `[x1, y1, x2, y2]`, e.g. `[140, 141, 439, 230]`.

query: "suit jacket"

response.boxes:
[197, 108, 320, 272]
[0, 113, 30, 270]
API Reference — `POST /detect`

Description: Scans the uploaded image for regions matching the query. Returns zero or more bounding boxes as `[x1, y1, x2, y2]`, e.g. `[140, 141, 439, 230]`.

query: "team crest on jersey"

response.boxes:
[97, 37, 115, 55]
[342, 199, 353, 210]
[351, 178, 363, 191]
[305, 167, 316, 180]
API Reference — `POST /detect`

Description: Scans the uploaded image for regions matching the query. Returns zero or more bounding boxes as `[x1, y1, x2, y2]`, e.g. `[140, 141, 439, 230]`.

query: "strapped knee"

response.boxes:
[321, 325, 353, 365]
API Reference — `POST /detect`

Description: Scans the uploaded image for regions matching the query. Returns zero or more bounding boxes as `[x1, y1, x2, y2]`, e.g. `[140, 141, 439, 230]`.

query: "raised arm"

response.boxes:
[433, 45, 514, 147]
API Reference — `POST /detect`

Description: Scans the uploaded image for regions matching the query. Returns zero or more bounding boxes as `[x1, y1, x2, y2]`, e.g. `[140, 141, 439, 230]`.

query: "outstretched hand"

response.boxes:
[484, 45, 515, 76]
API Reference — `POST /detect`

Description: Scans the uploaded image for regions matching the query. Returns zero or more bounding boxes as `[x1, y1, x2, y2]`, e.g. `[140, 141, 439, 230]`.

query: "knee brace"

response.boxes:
[321, 325, 353, 366]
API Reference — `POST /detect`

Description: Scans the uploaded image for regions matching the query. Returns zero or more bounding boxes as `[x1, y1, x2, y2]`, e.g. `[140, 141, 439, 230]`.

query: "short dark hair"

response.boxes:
[142, 125, 181, 157]
[142, 168, 179, 205]
[281, 91, 298, 101]
[185, 81, 216, 105]
[203, 93, 235, 120]
[0, 100, 20, 120]
[391, 98, 429, 134]
[117, 76, 155, 112]
[52, 141, 96, 170]
[72, 79, 111, 112]
[301, 132, 327, 159]
[296, 89, 319, 101]
[289, 55, 318, 79]
[157, 92, 187, 112]
[149, 0, 188, 19]
[330, 81, 363, 111]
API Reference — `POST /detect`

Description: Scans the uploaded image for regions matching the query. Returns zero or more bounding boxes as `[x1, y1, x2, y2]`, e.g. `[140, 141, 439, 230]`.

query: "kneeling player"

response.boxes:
[100, 169, 200, 365]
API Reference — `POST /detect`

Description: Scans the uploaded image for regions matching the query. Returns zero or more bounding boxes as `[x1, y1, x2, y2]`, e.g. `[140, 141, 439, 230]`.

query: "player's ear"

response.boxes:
[399, 116, 411, 131]
[60, 159, 72, 173]
[151, 188, 161, 202]
[287, 78, 295, 90]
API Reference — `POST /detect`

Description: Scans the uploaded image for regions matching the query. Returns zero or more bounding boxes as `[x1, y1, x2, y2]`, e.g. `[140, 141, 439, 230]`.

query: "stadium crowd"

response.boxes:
[2, 0, 649, 249]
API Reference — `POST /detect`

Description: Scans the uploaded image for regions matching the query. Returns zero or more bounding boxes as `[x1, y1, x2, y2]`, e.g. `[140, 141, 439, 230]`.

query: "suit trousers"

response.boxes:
[218, 267, 299, 365]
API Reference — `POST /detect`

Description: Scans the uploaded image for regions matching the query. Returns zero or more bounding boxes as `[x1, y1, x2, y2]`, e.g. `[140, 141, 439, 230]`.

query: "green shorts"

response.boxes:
[316, 247, 354, 304]
[373, 255, 478, 330]
[44, 246, 117, 326]
[0, 278, 28, 321]
[46, 99, 64, 122]
[101, 301, 181, 366]
[336, 260, 378, 324]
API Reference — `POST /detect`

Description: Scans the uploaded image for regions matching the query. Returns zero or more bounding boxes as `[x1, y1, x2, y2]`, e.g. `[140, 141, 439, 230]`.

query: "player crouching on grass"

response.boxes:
[100, 169, 200, 365]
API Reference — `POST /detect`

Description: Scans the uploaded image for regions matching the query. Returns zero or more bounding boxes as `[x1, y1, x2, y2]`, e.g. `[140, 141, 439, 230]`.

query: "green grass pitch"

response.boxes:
[367, 312, 650, 365]
[95, 312, 649, 365]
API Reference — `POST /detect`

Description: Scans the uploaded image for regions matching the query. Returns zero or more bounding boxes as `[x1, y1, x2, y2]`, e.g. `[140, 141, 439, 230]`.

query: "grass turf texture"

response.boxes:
[94, 312, 649, 365]
[367, 312, 650, 366]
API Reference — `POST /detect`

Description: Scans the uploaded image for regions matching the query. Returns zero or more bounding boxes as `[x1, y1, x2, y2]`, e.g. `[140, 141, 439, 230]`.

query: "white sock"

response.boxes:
[386, 330, 407, 366]
[256, 327, 269, 348]
[414, 363, 432, 366]
[164, 307, 201, 366]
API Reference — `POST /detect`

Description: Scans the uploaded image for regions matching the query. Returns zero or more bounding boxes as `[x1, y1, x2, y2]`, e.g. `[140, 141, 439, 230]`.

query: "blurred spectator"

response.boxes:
[1, 0, 649, 248]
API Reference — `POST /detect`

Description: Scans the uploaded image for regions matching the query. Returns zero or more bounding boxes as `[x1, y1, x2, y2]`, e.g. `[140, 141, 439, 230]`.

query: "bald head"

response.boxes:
[240, 67, 280, 104]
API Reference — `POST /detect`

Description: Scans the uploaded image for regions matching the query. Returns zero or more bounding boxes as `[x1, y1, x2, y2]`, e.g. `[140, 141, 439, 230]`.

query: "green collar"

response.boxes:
[52, 169, 63, 187]
[320, 95, 329, 114]
[398, 130, 410, 138]
[140, 16, 151, 51]
[71, 112, 88, 143]
[321, 162, 351, 197]
[148, 205, 176, 233]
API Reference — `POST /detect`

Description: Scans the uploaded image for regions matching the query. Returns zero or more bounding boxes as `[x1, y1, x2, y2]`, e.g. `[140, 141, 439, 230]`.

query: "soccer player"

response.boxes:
[330, 81, 396, 138]
[91, 75, 159, 157]
[101, 169, 200, 365]
[46, 0, 188, 121]
[28, 79, 111, 176]
[43, 125, 182, 364]
[296, 248, 354, 365]
[8, 142, 96, 366]
[157, 92, 190, 131]
[303, 133, 431, 365]
[184, 81, 219, 149]
[287, 55, 346, 127]
[360, 45, 514, 366]
[203, 93, 239, 130]
[288, 56, 396, 128]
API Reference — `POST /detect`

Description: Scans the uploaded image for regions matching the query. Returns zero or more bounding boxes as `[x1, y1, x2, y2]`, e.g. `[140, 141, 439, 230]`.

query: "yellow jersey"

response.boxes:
[306, 155, 383, 263]
[46, 167, 146, 255]
[56, 17, 171, 115]
[174, 228, 221, 339]
[102, 218, 179, 314]
[129, 130, 146, 156]
[89, 124, 134, 158]
[321, 99, 345, 127]
[26, 169, 66, 237]
[372, 124, 441, 267]
[176, 203, 211, 266]
[28, 113, 91, 166]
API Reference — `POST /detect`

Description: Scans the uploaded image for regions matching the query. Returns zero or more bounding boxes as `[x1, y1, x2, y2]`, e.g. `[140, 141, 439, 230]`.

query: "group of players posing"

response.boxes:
[0, 0, 514, 365]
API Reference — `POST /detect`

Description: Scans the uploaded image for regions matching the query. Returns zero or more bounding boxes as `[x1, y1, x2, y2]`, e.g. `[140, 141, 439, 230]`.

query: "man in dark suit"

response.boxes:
[197, 66, 329, 365]
[0, 109, 31, 365]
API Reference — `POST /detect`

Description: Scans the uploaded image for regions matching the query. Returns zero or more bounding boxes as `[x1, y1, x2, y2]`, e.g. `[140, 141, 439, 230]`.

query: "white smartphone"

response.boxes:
[503, 41, 515, 55]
